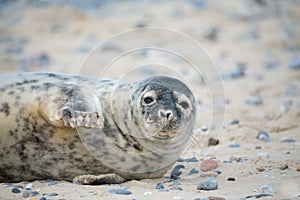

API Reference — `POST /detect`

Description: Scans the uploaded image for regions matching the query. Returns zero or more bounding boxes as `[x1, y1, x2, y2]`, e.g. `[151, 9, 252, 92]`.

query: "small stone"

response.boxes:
[255, 146, 262, 149]
[296, 165, 300, 171]
[155, 182, 164, 189]
[264, 61, 278, 70]
[185, 157, 198, 162]
[230, 156, 248, 163]
[144, 191, 153, 195]
[245, 96, 263, 106]
[23, 190, 31, 198]
[214, 170, 222, 175]
[260, 185, 276, 194]
[201, 125, 208, 131]
[186, 168, 199, 176]
[39, 198, 47, 200]
[229, 141, 240, 148]
[280, 137, 295, 143]
[223, 65, 245, 79]
[227, 177, 236, 181]
[177, 157, 185, 162]
[201, 160, 218, 172]
[280, 100, 293, 112]
[223, 160, 232, 163]
[171, 165, 185, 179]
[194, 198, 209, 200]
[203, 25, 219, 41]
[106, 188, 132, 195]
[288, 57, 300, 70]
[43, 193, 58, 197]
[208, 196, 226, 200]
[200, 171, 219, 177]
[208, 138, 219, 146]
[256, 130, 271, 142]
[245, 194, 273, 199]
[257, 152, 270, 158]
[279, 164, 288, 170]
[229, 120, 239, 125]
[11, 188, 21, 194]
[197, 180, 218, 190]
[25, 183, 33, 190]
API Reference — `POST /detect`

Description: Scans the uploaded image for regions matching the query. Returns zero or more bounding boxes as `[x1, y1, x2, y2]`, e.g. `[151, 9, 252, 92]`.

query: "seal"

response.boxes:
[0, 72, 196, 184]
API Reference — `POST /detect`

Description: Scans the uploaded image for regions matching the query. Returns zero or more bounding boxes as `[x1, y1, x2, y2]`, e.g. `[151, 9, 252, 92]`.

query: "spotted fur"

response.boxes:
[0, 72, 196, 184]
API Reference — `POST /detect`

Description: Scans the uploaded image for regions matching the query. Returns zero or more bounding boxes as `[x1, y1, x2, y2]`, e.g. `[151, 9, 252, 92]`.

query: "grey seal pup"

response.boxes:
[0, 72, 196, 184]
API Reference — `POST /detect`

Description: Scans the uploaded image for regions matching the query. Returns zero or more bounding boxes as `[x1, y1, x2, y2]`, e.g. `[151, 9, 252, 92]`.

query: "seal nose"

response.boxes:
[159, 110, 173, 121]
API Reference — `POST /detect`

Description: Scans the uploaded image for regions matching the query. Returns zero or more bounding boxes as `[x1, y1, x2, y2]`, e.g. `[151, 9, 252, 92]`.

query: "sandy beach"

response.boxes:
[0, 0, 299, 199]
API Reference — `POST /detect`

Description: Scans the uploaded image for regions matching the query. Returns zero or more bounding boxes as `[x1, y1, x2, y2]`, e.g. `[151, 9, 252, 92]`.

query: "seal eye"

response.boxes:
[144, 96, 154, 104]
[179, 101, 189, 109]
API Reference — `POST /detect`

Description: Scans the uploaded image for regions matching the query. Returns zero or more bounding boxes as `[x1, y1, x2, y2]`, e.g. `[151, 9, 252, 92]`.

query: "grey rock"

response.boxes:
[43, 193, 58, 197]
[229, 120, 239, 125]
[245, 194, 273, 198]
[279, 164, 288, 170]
[39, 198, 47, 200]
[256, 130, 271, 142]
[245, 96, 263, 106]
[155, 182, 164, 189]
[106, 188, 132, 195]
[260, 185, 276, 194]
[197, 180, 218, 190]
[171, 164, 185, 179]
[185, 168, 199, 176]
[257, 152, 270, 158]
[223, 66, 245, 80]
[280, 137, 295, 143]
[229, 141, 240, 148]
[11, 188, 21, 194]
[288, 57, 300, 70]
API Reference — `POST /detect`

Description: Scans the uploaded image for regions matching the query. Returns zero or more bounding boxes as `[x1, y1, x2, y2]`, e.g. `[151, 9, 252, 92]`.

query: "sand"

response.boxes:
[0, 0, 299, 199]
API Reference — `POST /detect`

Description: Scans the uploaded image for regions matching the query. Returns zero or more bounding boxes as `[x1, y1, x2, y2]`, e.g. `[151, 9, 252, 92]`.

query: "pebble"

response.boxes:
[201, 160, 218, 172]
[23, 190, 31, 198]
[39, 198, 47, 200]
[264, 61, 278, 70]
[203, 25, 219, 41]
[185, 157, 198, 162]
[288, 57, 300, 70]
[106, 188, 132, 195]
[43, 193, 59, 196]
[245, 96, 263, 106]
[229, 141, 240, 148]
[257, 152, 270, 158]
[208, 138, 219, 146]
[230, 156, 248, 163]
[245, 194, 273, 199]
[144, 191, 153, 195]
[11, 188, 21, 194]
[280, 100, 293, 112]
[208, 197, 226, 200]
[297, 165, 300, 171]
[280, 136, 295, 143]
[155, 182, 164, 189]
[200, 171, 219, 178]
[223, 65, 245, 80]
[256, 130, 271, 142]
[177, 157, 198, 162]
[197, 180, 218, 190]
[227, 177, 236, 181]
[279, 164, 288, 170]
[186, 168, 199, 176]
[229, 120, 239, 125]
[194, 198, 209, 200]
[260, 185, 276, 193]
[171, 164, 185, 179]
[169, 186, 183, 191]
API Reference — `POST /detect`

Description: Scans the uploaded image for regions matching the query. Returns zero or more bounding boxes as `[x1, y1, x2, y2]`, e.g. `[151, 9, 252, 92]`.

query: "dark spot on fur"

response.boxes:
[9, 130, 14, 136]
[0, 102, 10, 116]
[68, 142, 75, 150]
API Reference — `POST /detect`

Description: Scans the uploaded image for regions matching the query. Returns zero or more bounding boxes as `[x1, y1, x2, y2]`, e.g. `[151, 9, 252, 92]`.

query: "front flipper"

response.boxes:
[73, 174, 127, 185]
[61, 107, 104, 129]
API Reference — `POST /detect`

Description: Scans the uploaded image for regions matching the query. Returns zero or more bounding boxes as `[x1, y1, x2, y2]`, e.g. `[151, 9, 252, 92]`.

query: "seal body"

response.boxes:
[0, 72, 196, 184]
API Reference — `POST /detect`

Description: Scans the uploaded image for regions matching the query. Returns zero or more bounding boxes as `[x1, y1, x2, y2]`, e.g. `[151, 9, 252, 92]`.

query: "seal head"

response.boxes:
[130, 76, 196, 141]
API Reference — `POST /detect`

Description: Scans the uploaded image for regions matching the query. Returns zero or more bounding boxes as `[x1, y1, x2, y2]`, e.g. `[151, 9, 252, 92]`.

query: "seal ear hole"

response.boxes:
[179, 101, 189, 109]
[143, 96, 155, 104]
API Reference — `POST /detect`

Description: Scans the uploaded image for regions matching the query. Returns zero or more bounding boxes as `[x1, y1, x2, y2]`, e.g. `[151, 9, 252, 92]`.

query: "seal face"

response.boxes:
[0, 73, 196, 184]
